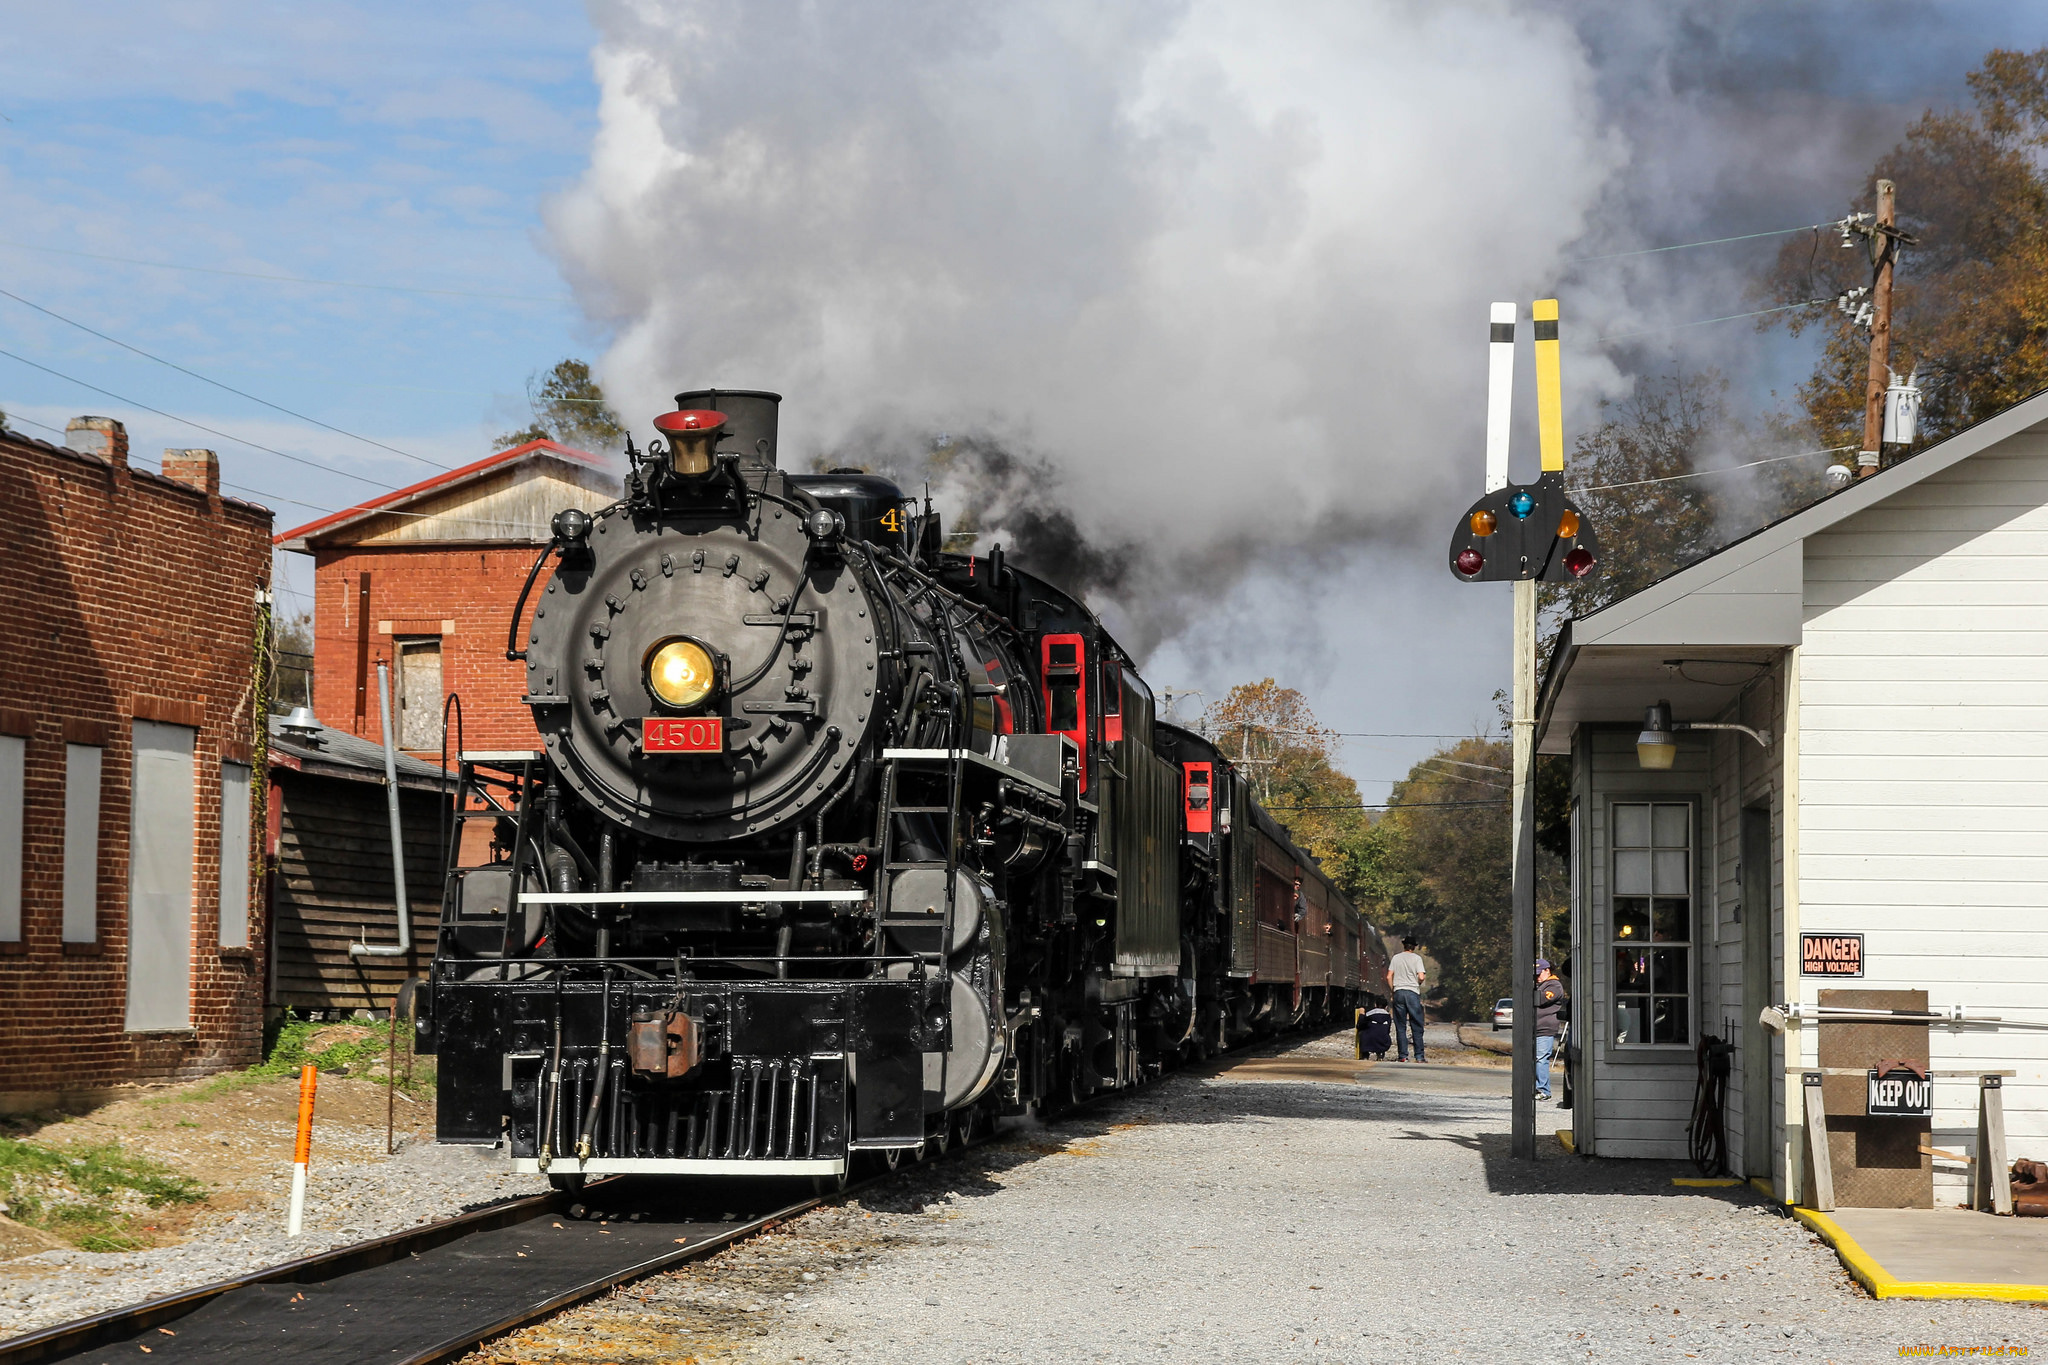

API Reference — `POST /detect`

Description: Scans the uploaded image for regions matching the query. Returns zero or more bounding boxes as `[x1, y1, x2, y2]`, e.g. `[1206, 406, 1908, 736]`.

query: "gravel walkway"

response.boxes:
[473, 1027, 2044, 1364]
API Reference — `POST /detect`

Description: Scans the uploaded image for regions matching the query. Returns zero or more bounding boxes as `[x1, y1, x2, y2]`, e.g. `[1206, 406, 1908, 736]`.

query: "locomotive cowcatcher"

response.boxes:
[414, 389, 1384, 1188]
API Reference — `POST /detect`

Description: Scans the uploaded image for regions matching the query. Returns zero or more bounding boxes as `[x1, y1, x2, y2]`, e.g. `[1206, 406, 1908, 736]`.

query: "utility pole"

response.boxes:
[1857, 179, 1898, 479]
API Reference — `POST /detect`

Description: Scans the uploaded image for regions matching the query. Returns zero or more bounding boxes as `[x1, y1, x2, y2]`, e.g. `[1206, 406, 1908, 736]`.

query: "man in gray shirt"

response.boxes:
[1386, 937, 1427, 1063]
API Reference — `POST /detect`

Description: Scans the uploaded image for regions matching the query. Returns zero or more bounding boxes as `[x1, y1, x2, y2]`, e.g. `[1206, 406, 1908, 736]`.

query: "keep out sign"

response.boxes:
[1867, 1067, 1933, 1117]
[643, 716, 723, 753]
[1800, 932, 1864, 977]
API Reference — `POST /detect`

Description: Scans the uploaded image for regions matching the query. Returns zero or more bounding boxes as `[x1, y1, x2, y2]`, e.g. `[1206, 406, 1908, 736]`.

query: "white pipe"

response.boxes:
[1760, 1002, 2010, 1035]
[352, 661, 412, 958]
[1485, 302, 1515, 492]
[287, 1162, 308, 1236]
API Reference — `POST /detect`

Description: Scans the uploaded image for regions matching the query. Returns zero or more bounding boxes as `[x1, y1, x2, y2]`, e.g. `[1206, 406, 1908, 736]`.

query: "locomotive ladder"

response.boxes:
[874, 747, 967, 1125]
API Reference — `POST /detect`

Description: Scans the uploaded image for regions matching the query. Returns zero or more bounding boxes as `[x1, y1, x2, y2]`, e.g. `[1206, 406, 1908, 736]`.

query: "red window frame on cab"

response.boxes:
[1040, 633, 1089, 790]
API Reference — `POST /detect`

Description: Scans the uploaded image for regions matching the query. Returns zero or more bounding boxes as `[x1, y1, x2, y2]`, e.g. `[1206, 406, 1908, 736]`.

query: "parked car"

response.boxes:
[1491, 998, 1514, 1030]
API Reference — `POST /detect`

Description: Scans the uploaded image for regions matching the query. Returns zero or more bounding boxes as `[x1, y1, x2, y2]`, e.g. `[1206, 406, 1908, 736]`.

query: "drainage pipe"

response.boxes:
[352, 661, 412, 959]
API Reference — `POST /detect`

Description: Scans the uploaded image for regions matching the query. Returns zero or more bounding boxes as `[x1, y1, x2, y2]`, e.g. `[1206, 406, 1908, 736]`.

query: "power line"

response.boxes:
[1594, 297, 1828, 344]
[0, 287, 451, 471]
[0, 346, 395, 489]
[1566, 222, 1830, 264]
[1570, 443, 1857, 495]
[0, 238, 574, 304]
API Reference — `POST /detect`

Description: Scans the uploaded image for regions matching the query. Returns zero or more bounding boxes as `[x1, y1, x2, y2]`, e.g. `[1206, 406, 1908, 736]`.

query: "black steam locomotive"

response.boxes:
[419, 389, 1387, 1187]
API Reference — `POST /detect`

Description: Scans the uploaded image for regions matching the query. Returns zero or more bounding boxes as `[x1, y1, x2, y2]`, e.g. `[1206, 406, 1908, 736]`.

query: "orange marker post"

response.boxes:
[288, 1063, 317, 1236]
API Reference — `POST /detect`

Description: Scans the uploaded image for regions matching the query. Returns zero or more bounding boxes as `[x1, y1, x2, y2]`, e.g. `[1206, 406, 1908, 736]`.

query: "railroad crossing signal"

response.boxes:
[1446, 298, 1600, 584]
[1447, 472, 1598, 582]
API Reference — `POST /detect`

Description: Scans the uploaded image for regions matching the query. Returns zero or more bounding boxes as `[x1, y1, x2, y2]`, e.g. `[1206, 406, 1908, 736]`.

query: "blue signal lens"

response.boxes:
[1509, 490, 1535, 520]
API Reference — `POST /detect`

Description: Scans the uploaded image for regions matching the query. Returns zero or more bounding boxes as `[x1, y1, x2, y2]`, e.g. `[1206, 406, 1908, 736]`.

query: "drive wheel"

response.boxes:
[812, 1166, 850, 1197]
[548, 1173, 586, 1197]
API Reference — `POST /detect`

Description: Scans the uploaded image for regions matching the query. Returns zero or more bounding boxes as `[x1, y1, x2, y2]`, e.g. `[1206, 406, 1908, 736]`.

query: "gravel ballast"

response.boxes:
[470, 1025, 2043, 1364]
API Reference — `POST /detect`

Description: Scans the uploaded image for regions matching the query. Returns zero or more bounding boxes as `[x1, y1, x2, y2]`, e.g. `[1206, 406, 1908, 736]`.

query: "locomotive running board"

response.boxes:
[513, 1157, 846, 1176]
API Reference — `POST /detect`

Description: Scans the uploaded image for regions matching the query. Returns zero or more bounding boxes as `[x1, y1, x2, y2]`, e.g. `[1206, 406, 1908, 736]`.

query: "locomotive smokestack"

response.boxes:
[675, 389, 781, 471]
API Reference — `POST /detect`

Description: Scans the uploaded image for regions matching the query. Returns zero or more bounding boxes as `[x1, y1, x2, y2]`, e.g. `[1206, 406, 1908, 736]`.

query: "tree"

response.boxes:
[1760, 46, 2048, 453]
[495, 359, 626, 453]
[1200, 680, 1367, 875]
[1537, 370, 1822, 649]
[270, 609, 313, 710]
[1343, 737, 1565, 1019]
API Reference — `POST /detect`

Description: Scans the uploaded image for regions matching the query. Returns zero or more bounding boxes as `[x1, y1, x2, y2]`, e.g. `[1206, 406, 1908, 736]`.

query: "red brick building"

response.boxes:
[0, 418, 274, 1111]
[277, 439, 615, 757]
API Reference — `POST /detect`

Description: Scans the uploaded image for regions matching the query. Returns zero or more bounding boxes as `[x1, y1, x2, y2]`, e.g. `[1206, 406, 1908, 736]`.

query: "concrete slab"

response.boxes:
[1215, 1054, 1514, 1097]
[1796, 1205, 2048, 1301]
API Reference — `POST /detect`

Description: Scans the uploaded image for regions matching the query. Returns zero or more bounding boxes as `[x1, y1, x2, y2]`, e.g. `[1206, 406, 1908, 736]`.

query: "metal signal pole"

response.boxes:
[1857, 179, 1898, 479]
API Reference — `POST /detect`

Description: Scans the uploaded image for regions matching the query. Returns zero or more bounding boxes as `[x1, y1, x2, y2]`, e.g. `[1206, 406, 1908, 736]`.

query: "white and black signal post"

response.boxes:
[1445, 298, 1599, 1160]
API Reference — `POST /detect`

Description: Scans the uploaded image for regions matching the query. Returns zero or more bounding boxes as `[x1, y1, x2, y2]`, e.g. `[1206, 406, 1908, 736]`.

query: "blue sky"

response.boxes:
[0, 2, 604, 624]
[5, 2, 2048, 800]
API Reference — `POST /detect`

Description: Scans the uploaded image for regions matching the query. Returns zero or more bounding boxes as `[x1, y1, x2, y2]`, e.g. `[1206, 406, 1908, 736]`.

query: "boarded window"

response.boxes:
[0, 734, 22, 942]
[1612, 800, 1691, 1047]
[127, 721, 195, 1032]
[63, 743, 102, 942]
[219, 761, 251, 949]
[397, 638, 443, 750]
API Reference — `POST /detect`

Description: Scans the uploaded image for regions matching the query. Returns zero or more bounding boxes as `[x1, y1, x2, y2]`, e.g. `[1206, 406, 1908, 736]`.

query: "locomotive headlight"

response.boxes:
[646, 638, 717, 710]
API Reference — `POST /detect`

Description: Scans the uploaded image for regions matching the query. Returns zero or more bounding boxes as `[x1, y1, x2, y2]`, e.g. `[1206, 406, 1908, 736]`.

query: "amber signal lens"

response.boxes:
[1557, 509, 1580, 539]
[1469, 509, 1497, 537]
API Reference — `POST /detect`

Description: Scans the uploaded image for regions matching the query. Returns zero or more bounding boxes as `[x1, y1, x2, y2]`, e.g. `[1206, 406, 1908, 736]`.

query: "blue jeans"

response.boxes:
[1393, 990, 1426, 1061]
[1535, 1033, 1557, 1096]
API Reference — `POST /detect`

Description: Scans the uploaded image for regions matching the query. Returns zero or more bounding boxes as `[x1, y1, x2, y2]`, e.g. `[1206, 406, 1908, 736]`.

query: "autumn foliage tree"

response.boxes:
[1761, 46, 2048, 452]
[1200, 679, 1366, 873]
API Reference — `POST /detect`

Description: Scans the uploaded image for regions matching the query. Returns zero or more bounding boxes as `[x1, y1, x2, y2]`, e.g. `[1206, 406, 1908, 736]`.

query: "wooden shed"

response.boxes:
[265, 713, 447, 1016]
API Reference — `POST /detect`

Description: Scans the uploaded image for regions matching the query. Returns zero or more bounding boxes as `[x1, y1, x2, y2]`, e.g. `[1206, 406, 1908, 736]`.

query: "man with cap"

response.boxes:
[1533, 959, 1569, 1101]
[1385, 937, 1427, 1063]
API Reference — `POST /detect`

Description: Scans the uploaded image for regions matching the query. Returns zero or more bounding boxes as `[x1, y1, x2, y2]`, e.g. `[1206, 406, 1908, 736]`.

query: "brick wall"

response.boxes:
[0, 427, 273, 1104]
[309, 545, 554, 755]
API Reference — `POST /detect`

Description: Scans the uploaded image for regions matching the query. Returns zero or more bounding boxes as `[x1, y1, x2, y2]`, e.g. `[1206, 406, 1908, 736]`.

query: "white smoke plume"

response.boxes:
[549, 0, 1632, 652]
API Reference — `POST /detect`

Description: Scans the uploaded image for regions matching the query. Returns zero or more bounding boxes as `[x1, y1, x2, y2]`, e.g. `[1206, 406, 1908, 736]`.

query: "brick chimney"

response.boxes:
[65, 416, 128, 468]
[161, 448, 220, 497]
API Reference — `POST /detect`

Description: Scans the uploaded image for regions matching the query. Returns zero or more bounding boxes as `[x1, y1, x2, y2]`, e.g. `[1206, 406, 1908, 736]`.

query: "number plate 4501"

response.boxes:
[642, 717, 723, 753]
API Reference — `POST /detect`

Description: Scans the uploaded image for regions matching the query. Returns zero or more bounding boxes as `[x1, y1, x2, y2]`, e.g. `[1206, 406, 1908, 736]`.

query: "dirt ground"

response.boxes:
[1, 1025, 434, 1260]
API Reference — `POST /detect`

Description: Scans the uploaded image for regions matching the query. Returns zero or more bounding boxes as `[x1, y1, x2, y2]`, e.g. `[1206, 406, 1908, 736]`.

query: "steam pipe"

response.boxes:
[351, 661, 412, 959]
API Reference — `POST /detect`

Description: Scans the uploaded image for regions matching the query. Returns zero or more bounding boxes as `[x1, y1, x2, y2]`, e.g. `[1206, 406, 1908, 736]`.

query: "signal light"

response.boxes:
[1455, 548, 1484, 576]
[1509, 490, 1535, 520]
[1556, 509, 1579, 539]
[1469, 509, 1497, 536]
[1564, 546, 1596, 578]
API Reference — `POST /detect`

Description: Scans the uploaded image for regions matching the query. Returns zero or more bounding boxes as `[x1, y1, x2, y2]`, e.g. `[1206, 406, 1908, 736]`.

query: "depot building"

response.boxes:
[1537, 389, 2048, 1208]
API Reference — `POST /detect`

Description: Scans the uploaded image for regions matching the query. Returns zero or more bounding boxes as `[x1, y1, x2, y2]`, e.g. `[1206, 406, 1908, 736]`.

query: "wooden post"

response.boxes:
[1857, 179, 1898, 479]
[1803, 1071, 1834, 1211]
[1977, 1075, 2012, 1214]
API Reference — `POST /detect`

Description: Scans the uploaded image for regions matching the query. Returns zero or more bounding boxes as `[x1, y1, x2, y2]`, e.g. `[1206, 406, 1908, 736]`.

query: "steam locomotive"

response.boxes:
[419, 389, 1388, 1187]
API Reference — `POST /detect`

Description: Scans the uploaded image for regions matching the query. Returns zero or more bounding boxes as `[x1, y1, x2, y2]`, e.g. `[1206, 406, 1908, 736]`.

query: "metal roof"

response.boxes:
[272, 438, 610, 551]
[267, 713, 451, 790]
[1535, 386, 2048, 753]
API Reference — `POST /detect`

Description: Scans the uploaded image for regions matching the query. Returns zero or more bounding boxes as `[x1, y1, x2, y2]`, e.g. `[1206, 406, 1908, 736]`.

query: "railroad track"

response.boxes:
[0, 1175, 837, 1365]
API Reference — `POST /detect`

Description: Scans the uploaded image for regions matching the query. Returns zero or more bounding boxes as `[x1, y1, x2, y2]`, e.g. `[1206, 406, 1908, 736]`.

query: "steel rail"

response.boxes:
[0, 1187, 567, 1364]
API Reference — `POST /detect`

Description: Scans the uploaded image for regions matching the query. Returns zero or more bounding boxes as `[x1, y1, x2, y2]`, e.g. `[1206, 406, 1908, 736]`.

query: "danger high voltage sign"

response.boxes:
[1801, 932, 1865, 978]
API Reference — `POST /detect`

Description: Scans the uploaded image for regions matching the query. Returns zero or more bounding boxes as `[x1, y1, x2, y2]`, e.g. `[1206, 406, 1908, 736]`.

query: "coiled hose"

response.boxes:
[1687, 1033, 1735, 1177]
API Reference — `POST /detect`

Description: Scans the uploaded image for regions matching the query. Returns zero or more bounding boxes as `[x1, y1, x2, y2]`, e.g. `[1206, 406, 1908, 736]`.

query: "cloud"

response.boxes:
[550, 0, 1630, 651]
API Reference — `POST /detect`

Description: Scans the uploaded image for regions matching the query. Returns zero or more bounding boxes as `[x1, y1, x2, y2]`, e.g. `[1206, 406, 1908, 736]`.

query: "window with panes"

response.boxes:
[1611, 801, 1692, 1046]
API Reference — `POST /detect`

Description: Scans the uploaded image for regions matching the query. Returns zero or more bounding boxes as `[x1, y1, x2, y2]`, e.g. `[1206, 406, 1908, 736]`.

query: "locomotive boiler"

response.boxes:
[418, 389, 1384, 1187]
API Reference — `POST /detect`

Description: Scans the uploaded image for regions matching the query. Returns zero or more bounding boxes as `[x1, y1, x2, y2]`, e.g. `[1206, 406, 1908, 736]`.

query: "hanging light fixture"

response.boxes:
[1637, 700, 1677, 770]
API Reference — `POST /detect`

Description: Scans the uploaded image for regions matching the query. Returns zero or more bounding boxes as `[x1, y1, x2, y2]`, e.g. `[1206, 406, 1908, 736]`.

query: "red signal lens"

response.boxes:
[1564, 546, 1595, 578]
[1456, 548, 1484, 576]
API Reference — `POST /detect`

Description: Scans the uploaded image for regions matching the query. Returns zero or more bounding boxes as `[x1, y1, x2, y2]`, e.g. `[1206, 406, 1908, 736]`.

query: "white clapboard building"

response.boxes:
[1536, 389, 2048, 1205]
